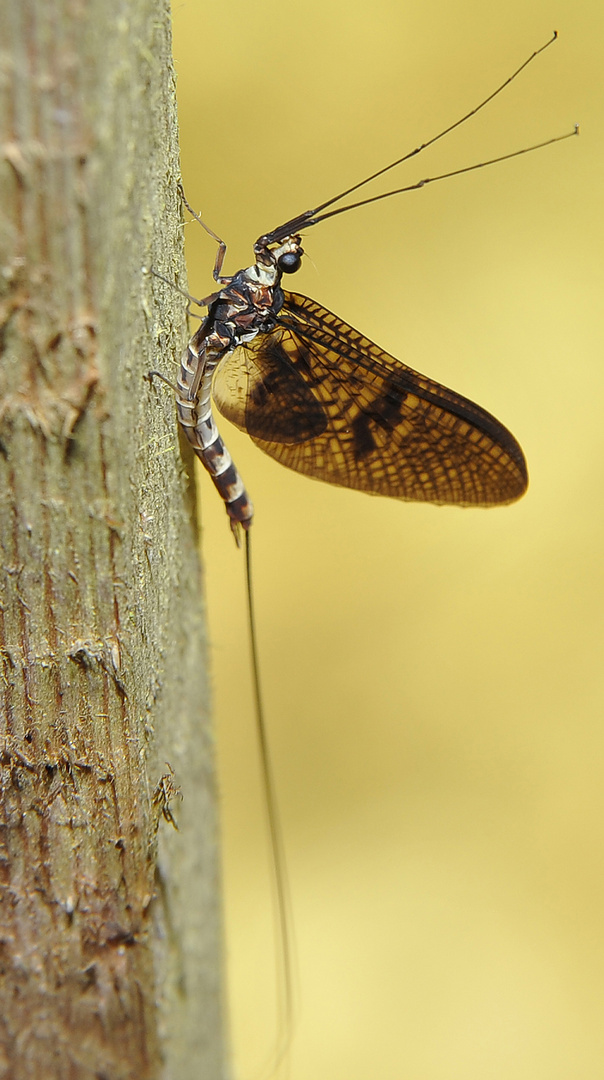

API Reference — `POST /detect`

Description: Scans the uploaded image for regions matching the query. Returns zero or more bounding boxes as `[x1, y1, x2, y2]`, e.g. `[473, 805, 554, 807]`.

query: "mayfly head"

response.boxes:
[253, 233, 304, 275]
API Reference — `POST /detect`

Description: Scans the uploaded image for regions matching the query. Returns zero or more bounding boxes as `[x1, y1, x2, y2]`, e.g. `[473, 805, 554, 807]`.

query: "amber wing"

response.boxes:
[212, 291, 528, 506]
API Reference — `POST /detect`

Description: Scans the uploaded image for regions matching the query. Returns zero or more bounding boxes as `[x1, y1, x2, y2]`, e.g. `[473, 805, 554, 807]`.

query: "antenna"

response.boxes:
[261, 32, 574, 245]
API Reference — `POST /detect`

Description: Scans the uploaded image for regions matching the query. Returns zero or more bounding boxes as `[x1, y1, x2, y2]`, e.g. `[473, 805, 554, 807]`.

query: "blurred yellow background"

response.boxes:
[171, 2, 603, 1077]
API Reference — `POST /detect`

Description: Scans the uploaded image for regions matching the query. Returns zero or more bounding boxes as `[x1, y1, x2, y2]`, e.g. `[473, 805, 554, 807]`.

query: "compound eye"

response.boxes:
[277, 250, 302, 274]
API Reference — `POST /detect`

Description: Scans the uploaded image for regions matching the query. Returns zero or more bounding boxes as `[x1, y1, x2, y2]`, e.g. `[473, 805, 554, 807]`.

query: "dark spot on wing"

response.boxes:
[249, 368, 280, 409]
[368, 379, 408, 428]
[351, 379, 408, 459]
[351, 414, 377, 457]
[244, 333, 327, 443]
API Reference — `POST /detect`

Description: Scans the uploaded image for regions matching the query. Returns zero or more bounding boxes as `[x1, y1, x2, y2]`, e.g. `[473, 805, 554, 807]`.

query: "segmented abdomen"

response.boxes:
[177, 325, 254, 538]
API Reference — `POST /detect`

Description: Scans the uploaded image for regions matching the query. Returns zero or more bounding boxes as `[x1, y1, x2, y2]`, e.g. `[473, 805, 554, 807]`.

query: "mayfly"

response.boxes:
[174, 32, 575, 545]
[156, 30, 576, 1077]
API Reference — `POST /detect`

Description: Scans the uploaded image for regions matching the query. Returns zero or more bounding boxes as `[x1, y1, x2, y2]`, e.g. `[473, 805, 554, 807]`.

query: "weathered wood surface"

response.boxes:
[0, 0, 225, 1075]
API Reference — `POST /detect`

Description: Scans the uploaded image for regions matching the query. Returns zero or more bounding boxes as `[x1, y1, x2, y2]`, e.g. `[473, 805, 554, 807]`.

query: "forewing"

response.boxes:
[213, 291, 527, 506]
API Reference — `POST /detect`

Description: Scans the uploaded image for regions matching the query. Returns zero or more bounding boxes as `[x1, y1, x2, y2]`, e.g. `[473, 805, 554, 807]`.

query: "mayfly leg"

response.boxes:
[143, 265, 220, 314]
[178, 183, 229, 283]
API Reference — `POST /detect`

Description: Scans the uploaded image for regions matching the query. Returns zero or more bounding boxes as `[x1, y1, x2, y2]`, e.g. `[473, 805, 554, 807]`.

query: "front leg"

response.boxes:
[178, 184, 229, 284]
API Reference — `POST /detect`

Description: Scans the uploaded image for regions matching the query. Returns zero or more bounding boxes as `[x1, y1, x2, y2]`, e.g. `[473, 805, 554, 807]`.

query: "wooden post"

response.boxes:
[0, 0, 226, 1075]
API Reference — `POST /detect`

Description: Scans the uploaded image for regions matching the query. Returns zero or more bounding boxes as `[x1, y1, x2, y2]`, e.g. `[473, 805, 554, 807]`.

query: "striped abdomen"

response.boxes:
[177, 321, 253, 539]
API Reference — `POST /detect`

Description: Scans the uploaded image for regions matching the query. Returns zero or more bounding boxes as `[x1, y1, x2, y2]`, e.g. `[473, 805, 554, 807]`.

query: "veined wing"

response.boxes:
[212, 290, 528, 506]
